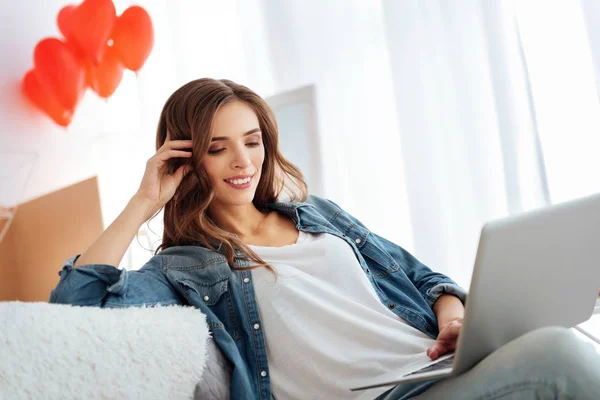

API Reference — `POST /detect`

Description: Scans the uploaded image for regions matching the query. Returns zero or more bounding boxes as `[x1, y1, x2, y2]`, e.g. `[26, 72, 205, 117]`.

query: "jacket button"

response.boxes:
[260, 371, 267, 377]
[243, 277, 250, 283]
[355, 238, 361, 244]
[203, 296, 209, 301]
[254, 323, 260, 330]
[388, 303, 395, 309]
[366, 269, 370, 274]
[426, 325, 432, 332]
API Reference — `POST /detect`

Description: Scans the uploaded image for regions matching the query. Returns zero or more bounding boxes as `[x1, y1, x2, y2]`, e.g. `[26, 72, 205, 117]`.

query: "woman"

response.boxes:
[50, 78, 600, 399]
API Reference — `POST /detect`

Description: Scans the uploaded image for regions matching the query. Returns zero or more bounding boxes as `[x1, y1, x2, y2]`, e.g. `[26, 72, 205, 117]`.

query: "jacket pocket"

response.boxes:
[359, 234, 400, 278]
[179, 278, 241, 339]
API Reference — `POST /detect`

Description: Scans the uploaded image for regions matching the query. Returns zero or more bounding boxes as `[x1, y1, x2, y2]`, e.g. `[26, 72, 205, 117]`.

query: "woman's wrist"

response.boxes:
[129, 193, 160, 222]
[74, 195, 158, 268]
[433, 294, 465, 330]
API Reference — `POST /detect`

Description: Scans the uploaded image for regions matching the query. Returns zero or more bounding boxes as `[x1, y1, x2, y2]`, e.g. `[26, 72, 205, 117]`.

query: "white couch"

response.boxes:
[0, 302, 232, 400]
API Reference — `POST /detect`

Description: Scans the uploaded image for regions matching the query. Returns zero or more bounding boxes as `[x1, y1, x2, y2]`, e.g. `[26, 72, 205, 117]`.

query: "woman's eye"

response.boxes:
[208, 142, 259, 154]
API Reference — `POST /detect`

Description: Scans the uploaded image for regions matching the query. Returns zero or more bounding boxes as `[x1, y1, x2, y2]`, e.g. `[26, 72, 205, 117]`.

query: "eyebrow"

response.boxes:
[211, 128, 261, 142]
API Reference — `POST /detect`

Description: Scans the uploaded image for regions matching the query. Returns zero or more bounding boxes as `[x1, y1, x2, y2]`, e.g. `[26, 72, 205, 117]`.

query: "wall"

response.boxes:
[0, 1, 180, 268]
[0, 0, 264, 270]
[0, 1, 148, 208]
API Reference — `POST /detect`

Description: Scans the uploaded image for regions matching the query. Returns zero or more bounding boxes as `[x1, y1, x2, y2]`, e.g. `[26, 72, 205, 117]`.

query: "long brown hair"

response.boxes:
[154, 78, 308, 272]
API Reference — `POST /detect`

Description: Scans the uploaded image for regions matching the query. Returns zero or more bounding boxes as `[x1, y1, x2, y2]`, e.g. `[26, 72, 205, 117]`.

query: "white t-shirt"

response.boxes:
[249, 231, 437, 400]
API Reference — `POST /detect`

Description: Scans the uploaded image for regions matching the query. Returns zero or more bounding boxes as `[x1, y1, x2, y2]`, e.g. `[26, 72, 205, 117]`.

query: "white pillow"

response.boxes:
[0, 302, 210, 400]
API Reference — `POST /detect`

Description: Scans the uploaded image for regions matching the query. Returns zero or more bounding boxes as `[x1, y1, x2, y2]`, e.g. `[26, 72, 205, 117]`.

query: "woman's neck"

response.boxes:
[209, 202, 270, 239]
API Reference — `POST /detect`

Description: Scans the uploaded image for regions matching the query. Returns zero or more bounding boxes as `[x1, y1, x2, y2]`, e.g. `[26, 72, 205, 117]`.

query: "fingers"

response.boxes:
[428, 341, 448, 360]
[146, 149, 192, 168]
[439, 322, 462, 338]
[439, 318, 464, 331]
[175, 165, 193, 181]
[427, 338, 457, 360]
[428, 342, 454, 360]
[160, 139, 193, 151]
[156, 149, 193, 162]
[427, 348, 440, 360]
[427, 321, 463, 360]
[152, 141, 193, 167]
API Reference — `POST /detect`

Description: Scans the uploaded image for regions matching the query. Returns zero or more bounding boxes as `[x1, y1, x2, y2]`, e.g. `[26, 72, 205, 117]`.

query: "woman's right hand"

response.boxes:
[73, 140, 194, 269]
[133, 139, 194, 220]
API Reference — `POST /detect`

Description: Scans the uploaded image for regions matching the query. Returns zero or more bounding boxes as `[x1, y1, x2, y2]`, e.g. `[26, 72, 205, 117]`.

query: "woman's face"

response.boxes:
[202, 100, 265, 208]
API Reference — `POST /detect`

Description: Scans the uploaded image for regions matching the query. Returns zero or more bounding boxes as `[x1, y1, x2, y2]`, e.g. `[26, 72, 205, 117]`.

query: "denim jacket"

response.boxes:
[50, 195, 467, 400]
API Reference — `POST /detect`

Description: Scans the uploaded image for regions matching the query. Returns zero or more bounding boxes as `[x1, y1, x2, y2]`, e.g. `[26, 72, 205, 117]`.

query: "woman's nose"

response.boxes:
[231, 146, 251, 169]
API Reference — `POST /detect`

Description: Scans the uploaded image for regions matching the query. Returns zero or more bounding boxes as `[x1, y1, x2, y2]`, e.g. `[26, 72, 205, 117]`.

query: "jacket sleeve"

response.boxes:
[369, 232, 467, 307]
[49, 254, 184, 308]
[322, 197, 468, 308]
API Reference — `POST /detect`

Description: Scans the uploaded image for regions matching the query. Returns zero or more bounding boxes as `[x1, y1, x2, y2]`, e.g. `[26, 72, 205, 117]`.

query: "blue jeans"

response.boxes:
[376, 326, 600, 400]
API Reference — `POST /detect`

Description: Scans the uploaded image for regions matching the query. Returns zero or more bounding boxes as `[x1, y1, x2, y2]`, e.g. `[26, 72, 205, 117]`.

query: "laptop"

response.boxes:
[350, 192, 600, 392]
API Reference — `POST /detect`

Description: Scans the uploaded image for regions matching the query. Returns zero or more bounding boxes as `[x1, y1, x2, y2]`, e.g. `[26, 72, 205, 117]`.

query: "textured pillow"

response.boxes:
[0, 302, 210, 400]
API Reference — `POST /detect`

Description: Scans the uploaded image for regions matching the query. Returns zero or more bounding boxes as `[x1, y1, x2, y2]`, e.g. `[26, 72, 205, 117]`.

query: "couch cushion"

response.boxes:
[0, 302, 210, 400]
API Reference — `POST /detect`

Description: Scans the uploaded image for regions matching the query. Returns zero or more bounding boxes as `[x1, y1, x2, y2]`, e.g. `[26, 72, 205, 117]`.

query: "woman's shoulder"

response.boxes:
[304, 194, 338, 208]
[274, 194, 343, 213]
[303, 195, 353, 218]
[274, 194, 365, 230]
[155, 245, 226, 267]
[266, 194, 344, 221]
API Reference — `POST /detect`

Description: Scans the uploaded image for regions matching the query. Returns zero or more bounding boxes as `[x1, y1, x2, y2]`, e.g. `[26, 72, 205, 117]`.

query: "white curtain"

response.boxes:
[580, 0, 600, 96]
[114, 0, 600, 287]
[516, 0, 600, 205]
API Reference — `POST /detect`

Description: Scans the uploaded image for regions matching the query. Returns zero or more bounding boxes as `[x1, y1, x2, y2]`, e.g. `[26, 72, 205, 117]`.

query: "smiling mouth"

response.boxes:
[224, 175, 254, 188]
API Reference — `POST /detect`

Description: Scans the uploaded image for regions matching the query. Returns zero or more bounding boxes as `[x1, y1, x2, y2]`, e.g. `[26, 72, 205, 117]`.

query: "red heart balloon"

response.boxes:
[22, 69, 73, 127]
[87, 44, 125, 98]
[57, 5, 76, 38]
[112, 6, 154, 71]
[33, 38, 85, 112]
[59, 0, 116, 64]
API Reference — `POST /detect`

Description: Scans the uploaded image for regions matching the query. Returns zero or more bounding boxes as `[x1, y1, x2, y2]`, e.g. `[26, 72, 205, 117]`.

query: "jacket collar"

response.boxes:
[263, 199, 314, 224]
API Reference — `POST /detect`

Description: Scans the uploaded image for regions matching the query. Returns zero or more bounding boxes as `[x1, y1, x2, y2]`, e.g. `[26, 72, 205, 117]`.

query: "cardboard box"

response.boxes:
[0, 177, 103, 301]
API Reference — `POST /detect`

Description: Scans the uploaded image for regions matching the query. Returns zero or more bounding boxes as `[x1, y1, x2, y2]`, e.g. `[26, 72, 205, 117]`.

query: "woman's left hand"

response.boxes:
[427, 317, 463, 360]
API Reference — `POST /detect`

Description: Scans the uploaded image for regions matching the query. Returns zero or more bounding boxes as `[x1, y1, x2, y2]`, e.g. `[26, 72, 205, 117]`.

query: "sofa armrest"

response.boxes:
[0, 302, 210, 400]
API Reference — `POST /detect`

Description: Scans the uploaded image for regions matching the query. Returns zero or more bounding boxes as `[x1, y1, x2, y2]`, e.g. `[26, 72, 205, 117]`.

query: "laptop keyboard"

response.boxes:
[403, 354, 455, 377]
